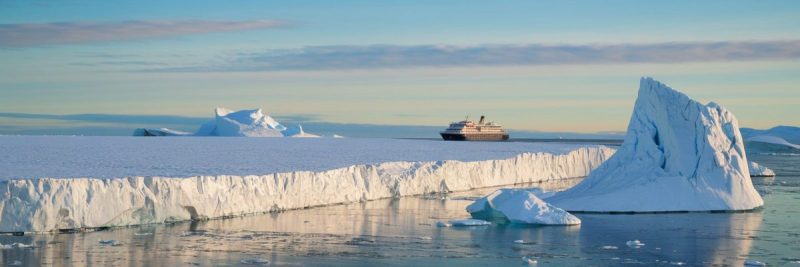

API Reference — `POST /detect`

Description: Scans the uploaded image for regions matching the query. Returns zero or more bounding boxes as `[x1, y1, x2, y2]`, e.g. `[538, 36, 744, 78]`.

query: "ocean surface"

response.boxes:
[0, 152, 797, 266]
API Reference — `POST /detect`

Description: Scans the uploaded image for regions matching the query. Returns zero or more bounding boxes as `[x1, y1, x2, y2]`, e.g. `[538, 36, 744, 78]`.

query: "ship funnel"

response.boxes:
[478, 115, 485, 124]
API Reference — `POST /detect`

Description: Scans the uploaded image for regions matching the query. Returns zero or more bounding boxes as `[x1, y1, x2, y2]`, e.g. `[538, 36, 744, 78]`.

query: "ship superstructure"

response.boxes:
[440, 115, 509, 141]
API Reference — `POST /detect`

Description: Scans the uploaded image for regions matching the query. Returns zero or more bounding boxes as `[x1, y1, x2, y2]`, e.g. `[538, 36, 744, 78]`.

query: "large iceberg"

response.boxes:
[467, 188, 581, 225]
[546, 77, 763, 212]
[134, 108, 319, 137]
[0, 136, 614, 232]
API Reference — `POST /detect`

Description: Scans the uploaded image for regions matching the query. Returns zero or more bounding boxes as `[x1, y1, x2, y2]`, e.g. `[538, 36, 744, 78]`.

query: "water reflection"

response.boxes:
[0, 170, 791, 266]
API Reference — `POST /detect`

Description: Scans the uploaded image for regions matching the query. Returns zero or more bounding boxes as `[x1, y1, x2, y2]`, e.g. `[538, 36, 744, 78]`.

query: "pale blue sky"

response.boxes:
[0, 0, 798, 134]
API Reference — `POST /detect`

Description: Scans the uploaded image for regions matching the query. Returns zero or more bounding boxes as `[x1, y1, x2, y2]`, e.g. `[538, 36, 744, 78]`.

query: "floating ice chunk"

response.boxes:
[240, 258, 271, 265]
[436, 221, 452, 227]
[744, 260, 767, 266]
[332, 134, 345, 138]
[98, 240, 121, 246]
[467, 188, 581, 225]
[547, 77, 764, 212]
[513, 239, 525, 244]
[10, 260, 22, 266]
[748, 161, 776, 177]
[521, 256, 538, 265]
[670, 262, 686, 266]
[600, 245, 618, 250]
[134, 232, 153, 236]
[449, 219, 491, 226]
[0, 243, 36, 249]
[626, 240, 645, 248]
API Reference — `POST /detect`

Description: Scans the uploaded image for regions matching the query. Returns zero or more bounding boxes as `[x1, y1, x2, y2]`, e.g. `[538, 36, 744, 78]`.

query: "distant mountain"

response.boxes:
[741, 125, 800, 153]
[740, 125, 800, 144]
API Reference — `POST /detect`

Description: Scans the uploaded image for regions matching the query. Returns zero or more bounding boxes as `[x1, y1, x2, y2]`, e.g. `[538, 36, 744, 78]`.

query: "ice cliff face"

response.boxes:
[547, 77, 763, 212]
[0, 146, 614, 232]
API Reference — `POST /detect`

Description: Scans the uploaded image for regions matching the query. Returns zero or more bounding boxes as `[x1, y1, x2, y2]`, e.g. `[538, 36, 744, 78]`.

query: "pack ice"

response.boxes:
[0, 137, 614, 232]
[546, 77, 764, 212]
[134, 107, 319, 137]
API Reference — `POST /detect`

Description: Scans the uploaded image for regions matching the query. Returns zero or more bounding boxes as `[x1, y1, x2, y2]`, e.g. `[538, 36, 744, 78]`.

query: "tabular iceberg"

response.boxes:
[467, 188, 581, 225]
[134, 108, 320, 137]
[0, 143, 614, 232]
[546, 77, 764, 212]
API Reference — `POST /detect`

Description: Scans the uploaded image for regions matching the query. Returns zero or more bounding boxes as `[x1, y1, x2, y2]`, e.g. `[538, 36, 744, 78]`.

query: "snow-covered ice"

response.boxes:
[467, 188, 581, 225]
[547, 77, 764, 212]
[748, 161, 776, 177]
[0, 136, 614, 232]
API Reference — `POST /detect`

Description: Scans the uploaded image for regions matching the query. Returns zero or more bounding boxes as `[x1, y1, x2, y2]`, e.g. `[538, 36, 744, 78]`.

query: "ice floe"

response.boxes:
[547, 77, 764, 212]
[467, 188, 581, 225]
[748, 161, 776, 177]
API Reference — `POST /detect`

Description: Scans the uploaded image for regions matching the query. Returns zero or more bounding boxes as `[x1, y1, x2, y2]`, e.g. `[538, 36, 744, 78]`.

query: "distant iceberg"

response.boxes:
[745, 134, 800, 153]
[134, 108, 319, 138]
[546, 77, 763, 212]
[748, 161, 775, 177]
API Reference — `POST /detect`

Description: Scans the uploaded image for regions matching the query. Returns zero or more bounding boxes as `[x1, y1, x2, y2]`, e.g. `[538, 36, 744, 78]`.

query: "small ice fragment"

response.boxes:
[626, 240, 645, 248]
[521, 256, 538, 265]
[611, 257, 620, 260]
[436, 221, 452, 227]
[240, 258, 270, 265]
[10, 260, 22, 266]
[99, 240, 121, 246]
[600, 245, 618, 250]
[670, 261, 686, 266]
[513, 240, 525, 244]
[417, 236, 432, 240]
[744, 260, 767, 266]
[134, 232, 153, 236]
[449, 219, 491, 226]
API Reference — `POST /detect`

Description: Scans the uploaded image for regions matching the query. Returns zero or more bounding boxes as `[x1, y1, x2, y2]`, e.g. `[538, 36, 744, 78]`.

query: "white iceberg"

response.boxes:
[134, 107, 320, 138]
[0, 137, 615, 232]
[546, 77, 763, 212]
[748, 161, 775, 177]
[195, 108, 287, 137]
[467, 188, 580, 225]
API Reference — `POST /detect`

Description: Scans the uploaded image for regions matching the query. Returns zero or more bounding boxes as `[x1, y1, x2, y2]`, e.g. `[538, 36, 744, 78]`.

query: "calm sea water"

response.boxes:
[1, 154, 797, 266]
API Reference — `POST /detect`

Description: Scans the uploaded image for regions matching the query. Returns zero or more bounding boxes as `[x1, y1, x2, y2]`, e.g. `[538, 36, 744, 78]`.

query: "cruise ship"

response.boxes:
[440, 116, 510, 141]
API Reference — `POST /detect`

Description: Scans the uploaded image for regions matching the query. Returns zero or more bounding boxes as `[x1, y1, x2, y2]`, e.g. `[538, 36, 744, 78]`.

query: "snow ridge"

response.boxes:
[547, 77, 763, 212]
[0, 146, 614, 232]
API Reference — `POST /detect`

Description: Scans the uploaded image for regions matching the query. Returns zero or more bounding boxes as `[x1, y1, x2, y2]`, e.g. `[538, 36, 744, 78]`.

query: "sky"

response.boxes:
[0, 0, 799, 136]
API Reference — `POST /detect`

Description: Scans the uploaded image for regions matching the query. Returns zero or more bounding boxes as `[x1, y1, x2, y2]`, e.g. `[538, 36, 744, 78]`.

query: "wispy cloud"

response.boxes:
[0, 20, 289, 47]
[156, 40, 800, 72]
